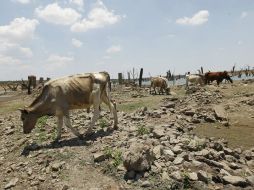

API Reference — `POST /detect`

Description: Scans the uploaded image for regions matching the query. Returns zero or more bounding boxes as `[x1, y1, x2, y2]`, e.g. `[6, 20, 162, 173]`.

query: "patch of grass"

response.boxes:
[111, 150, 122, 167]
[37, 116, 48, 128]
[137, 125, 150, 136]
[104, 147, 113, 157]
[79, 159, 87, 167]
[104, 147, 122, 168]
[181, 172, 191, 189]
[34, 116, 49, 143]
[54, 151, 73, 161]
[99, 118, 109, 129]
[117, 96, 163, 113]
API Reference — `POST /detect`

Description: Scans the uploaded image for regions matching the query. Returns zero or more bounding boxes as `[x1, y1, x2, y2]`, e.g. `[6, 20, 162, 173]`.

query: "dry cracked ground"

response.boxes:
[0, 79, 254, 190]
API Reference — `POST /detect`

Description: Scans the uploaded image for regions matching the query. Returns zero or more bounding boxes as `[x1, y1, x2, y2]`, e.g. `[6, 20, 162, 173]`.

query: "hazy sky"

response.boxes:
[0, 0, 254, 80]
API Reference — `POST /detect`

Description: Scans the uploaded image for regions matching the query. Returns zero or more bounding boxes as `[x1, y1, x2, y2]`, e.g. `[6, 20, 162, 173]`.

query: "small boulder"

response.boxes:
[4, 178, 18, 189]
[223, 176, 249, 187]
[123, 142, 155, 172]
[213, 105, 227, 121]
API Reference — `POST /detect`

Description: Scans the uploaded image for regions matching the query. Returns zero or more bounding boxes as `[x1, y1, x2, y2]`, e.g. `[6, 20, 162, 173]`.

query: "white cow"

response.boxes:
[19, 73, 118, 142]
[185, 74, 205, 89]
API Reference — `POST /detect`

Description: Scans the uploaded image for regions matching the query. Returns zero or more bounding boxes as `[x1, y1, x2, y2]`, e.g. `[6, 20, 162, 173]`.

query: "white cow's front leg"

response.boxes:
[64, 114, 82, 138]
[55, 115, 63, 141]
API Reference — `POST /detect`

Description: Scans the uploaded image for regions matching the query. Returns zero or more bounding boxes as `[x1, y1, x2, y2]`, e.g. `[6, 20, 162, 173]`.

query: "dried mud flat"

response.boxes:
[0, 80, 254, 190]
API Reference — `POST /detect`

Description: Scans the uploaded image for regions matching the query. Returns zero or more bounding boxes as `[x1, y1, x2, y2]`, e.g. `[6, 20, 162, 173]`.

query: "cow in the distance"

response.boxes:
[205, 71, 233, 85]
[185, 74, 205, 89]
[19, 73, 118, 142]
[150, 77, 170, 95]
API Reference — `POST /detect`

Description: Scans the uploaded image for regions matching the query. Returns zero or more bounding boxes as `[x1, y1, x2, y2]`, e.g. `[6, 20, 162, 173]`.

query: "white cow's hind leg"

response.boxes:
[101, 93, 118, 129]
[86, 86, 100, 136]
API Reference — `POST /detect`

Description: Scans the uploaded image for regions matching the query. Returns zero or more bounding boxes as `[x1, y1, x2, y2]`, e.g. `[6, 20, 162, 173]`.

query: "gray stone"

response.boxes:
[214, 105, 227, 120]
[246, 175, 254, 186]
[93, 152, 108, 162]
[224, 147, 233, 155]
[220, 169, 231, 176]
[172, 145, 182, 154]
[163, 149, 175, 157]
[171, 171, 182, 181]
[153, 145, 162, 159]
[197, 171, 208, 183]
[189, 172, 198, 181]
[162, 102, 175, 108]
[141, 180, 151, 187]
[195, 149, 210, 157]
[223, 176, 249, 187]
[213, 142, 223, 151]
[51, 161, 65, 171]
[4, 178, 18, 189]
[187, 139, 199, 151]
[173, 157, 184, 165]
[123, 142, 155, 172]
[184, 110, 196, 116]
[161, 171, 170, 181]
[153, 127, 165, 138]
[229, 163, 241, 170]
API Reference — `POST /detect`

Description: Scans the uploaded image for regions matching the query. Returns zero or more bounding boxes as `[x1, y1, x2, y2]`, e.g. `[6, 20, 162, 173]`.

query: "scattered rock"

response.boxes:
[51, 161, 65, 171]
[123, 142, 155, 172]
[197, 171, 208, 183]
[171, 171, 182, 181]
[4, 178, 18, 189]
[188, 172, 198, 181]
[152, 127, 165, 138]
[141, 180, 151, 187]
[93, 152, 108, 162]
[223, 176, 249, 187]
[173, 157, 184, 165]
[214, 105, 228, 121]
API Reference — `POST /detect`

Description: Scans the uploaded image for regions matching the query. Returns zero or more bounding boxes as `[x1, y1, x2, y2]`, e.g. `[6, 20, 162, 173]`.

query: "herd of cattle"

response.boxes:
[151, 71, 233, 94]
[19, 70, 235, 141]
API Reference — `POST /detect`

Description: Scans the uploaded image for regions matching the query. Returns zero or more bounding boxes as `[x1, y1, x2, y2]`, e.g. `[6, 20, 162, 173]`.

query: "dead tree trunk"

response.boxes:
[118, 73, 123, 85]
[139, 68, 143, 87]
[28, 77, 32, 95]
[127, 72, 130, 83]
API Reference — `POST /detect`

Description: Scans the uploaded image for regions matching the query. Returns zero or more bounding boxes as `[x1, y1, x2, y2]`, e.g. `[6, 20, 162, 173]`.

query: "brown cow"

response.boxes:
[19, 73, 118, 142]
[150, 77, 170, 95]
[205, 71, 233, 85]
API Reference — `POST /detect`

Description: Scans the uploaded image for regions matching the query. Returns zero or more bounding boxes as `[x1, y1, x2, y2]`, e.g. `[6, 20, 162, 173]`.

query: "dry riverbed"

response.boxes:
[0, 80, 253, 189]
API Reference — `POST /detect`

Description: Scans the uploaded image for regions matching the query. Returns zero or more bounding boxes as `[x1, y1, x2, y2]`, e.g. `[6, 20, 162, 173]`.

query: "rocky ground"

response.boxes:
[0, 80, 254, 190]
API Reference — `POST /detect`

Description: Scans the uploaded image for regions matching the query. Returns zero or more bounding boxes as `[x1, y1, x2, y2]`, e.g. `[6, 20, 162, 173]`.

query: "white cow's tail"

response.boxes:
[106, 73, 111, 101]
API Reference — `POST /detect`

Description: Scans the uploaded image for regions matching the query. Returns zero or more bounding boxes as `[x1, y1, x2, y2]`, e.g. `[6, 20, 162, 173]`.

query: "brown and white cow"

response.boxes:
[150, 77, 170, 95]
[205, 71, 233, 85]
[19, 73, 118, 142]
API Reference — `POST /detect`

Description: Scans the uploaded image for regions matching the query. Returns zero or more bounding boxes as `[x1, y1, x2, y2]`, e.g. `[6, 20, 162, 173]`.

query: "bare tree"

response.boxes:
[0, 84, 8, 94]
[7, 82, 19, 91]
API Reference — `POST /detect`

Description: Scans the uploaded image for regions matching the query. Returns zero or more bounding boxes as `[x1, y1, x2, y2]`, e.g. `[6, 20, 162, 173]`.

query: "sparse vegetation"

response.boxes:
[99, 118, 109, 129]
[104, 147, 122, 168]
[37, 116, 48, 128]
[137, 125, 150, 136]
[181, 171, 191, 189]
